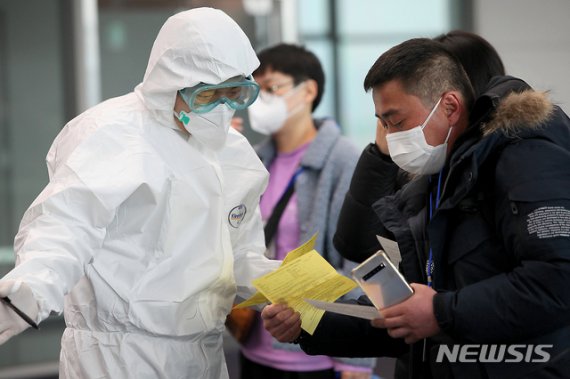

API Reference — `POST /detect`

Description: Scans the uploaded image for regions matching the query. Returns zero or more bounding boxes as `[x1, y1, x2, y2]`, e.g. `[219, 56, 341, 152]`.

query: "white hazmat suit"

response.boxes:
[0, 8, 279, 378]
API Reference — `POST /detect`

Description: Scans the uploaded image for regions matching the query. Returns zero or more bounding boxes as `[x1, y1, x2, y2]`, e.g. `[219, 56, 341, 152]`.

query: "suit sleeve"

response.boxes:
[232, 200, 281, 300]
[4, 126, 143, 321]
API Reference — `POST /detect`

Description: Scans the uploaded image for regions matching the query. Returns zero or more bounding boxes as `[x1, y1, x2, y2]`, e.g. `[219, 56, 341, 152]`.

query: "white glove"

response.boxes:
[0, 280, 39, 345]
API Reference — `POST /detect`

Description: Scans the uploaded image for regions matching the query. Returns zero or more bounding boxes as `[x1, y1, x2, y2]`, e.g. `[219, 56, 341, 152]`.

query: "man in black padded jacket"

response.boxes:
[261, 38, 570, 379]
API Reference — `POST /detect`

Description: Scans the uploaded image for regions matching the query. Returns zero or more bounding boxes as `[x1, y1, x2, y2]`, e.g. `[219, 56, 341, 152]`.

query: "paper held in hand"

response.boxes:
[304, 298, 381, 320]
[234, 233, 319, 309]
[235, 233, 357, 335]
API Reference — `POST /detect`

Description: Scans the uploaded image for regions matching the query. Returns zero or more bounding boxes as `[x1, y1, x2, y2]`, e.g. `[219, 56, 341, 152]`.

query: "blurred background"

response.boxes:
[0, 0, 569, 377]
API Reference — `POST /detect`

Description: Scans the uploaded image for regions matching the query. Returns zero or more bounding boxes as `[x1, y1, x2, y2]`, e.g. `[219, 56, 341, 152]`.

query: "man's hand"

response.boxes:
[261, 303, 301, 343]
[371, 283, 440, 344]
[375, 120, 389, 155]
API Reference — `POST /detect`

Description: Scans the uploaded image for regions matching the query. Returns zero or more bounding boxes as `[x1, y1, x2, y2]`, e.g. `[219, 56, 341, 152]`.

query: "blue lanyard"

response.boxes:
[427, 169, 444, 288]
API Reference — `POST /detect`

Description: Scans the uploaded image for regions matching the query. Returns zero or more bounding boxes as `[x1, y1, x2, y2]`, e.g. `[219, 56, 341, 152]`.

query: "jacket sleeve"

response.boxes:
[333, 144, 405, 263]
[433, 138, 570, 343]
[300, 296, 408, 358]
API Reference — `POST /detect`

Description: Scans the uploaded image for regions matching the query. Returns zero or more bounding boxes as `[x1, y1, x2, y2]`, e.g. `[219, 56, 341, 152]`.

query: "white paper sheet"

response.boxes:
[376, 235, 402, 267]
[305, 299, 382, 320]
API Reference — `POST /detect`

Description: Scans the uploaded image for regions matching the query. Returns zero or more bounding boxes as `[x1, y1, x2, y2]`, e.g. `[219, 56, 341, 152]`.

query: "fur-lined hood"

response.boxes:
[447, 75, 569, 197]
[482, 89, 554, 137]
[473, 76, 555, 138]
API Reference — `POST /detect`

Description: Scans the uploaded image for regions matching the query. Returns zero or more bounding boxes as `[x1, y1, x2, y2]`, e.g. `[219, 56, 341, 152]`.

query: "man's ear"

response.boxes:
[442, 91, 462, 126]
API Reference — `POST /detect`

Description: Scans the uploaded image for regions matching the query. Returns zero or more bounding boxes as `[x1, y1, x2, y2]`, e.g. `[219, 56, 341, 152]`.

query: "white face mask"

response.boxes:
[175, 104, 235, 151]
[247, 83, 305, 135]
[386, 97, 453, 175]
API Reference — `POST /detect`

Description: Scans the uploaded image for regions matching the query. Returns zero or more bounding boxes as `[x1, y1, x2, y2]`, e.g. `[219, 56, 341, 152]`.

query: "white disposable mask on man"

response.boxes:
[386, 97, 453, 175]
[247, 82, 305, 135]
[175, 103, 235, 151]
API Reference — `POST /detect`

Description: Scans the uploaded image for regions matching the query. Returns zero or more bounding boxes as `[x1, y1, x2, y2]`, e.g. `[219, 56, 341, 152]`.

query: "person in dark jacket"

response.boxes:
[261, 38, 570, 379]
[312, 32, 510, 377]
[335, 30, 507, 264]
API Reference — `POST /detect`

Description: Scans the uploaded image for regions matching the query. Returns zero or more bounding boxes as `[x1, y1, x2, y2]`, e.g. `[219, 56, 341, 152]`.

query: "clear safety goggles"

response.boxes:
[179, 76, 260, 114]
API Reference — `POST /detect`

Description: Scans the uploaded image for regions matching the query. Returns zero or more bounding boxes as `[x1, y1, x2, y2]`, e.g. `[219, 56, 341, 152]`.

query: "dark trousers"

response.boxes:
[239, 353, 336, 379]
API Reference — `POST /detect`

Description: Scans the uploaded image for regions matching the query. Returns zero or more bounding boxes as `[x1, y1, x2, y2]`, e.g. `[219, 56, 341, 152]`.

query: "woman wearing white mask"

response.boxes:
[236, 43, 375, 379]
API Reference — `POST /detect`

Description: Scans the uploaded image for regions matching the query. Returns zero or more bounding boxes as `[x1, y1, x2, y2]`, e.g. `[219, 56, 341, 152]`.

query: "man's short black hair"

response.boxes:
[364, 38, 475, 109]
[254, 43, 325, 112]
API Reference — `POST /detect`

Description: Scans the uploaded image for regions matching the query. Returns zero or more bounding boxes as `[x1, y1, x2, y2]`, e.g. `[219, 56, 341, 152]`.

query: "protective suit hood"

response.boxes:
[135, 7, 259, 119]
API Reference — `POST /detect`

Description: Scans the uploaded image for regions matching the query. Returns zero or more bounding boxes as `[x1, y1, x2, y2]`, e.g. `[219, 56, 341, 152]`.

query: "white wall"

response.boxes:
[474, 0, 570, 111]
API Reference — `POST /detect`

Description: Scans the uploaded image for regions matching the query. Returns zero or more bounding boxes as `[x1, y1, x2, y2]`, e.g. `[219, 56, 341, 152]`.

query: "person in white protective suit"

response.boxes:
[0, 7, 280, 378]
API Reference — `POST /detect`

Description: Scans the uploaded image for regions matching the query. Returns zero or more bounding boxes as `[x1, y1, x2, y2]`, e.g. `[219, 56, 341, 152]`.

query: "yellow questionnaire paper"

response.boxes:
[281, 232, 318, 265]
[235, 233, 318, 309]
[252, 250, 356, 334]
[234, 291, 268, 309]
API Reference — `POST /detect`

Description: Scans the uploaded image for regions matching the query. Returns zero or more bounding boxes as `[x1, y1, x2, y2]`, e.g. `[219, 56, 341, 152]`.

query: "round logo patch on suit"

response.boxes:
[228, 204, 247, 228]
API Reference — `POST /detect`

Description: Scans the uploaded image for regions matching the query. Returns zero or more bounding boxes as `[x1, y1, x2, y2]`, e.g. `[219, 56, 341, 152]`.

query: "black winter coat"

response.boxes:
[301, 76, 570, 379]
